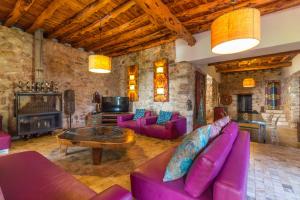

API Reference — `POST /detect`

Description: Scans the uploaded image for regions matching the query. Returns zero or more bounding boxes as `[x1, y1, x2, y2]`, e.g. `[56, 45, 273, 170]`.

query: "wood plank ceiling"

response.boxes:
[1, 0, 300, 57]
[209, 50, 300, 73]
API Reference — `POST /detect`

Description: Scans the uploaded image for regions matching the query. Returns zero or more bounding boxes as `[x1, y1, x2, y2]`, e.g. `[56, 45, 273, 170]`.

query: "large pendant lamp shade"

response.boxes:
[89, 54, 112, 73]
[211, 8, 261, 54]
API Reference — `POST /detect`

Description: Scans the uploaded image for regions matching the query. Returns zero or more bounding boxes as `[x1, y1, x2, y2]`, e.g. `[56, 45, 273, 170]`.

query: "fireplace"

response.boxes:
[238, 94, 253, 113]
[15, 92, 62, 136]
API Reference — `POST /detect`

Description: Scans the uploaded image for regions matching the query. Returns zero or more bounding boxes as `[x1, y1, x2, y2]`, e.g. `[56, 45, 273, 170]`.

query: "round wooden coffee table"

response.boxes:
[57, 126, 135, 165]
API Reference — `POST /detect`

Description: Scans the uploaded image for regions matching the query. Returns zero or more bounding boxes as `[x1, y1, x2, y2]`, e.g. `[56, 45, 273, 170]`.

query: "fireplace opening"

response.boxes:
[238, 94, 253, 113]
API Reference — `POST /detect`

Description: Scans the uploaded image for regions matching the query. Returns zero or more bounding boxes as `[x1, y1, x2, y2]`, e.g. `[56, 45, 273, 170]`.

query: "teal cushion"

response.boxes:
[157, 111, 173, 125]
[133, 109, 145, 120]
[163, 125, 212, 182]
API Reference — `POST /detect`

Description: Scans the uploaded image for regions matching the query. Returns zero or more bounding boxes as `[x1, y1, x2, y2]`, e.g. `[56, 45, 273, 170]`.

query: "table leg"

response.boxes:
[92, 148, 102, 165]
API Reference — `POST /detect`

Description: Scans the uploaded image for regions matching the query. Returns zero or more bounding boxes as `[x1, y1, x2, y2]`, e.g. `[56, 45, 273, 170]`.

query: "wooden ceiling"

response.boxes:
[1, 0, 300, 57]
[209, 50, 300, 73]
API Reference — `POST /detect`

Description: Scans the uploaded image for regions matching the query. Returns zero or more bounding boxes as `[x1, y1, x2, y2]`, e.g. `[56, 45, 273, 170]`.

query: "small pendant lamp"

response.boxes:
[211, 3, 261, 54]
[243, 78, 255, 88]
[89, 23, 111, 73]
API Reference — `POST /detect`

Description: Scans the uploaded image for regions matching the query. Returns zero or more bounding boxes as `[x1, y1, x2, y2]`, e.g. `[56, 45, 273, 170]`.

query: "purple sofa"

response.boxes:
[141, 112, 187, 140]
[0, 151, 132, 200]
[117, 110, 152, 133]
[131, 122, 250, 200]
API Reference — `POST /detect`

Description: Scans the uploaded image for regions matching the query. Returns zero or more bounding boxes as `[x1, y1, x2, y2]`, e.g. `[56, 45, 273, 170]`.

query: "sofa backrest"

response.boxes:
[184, 122, 239, 197]
[213, 131, 250, 200]
[171, 112, 180, 120]
[145, 110, 152, 117]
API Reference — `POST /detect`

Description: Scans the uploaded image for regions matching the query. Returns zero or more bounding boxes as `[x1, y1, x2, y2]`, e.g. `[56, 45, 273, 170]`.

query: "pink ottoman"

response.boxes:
[0, 132, 11, 154]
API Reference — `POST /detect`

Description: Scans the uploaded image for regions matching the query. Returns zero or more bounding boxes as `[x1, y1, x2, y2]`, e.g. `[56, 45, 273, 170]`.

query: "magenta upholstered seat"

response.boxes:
[0, 114, 11, 154]
[184, 122, 239, 197]
[90, 185, 132, 200]
[117, 111, 152, 133]
[141, 113, 187, 140]
[0, 151, 131, 200]
[131, 147, 212, 200]
[130, 122, 250, 200]
[214, 131, 250, 200]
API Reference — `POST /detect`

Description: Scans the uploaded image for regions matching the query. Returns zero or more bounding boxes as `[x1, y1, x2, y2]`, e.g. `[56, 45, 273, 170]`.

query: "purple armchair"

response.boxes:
[0, 114, 11, 154]
[117, 110, 152, 133]
[141, 113, 187, 140]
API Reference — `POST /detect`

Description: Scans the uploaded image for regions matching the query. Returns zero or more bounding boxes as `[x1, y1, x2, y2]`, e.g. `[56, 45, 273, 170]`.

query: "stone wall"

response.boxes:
[0, 25, 121, 132]
[219, 69, 282, 117]
[43, 40, 121, 128]
[112, 42, 196, 132]
[282, 71, 300, 128]
[0, 26, 33, 133]
[206, 75, 219, 123]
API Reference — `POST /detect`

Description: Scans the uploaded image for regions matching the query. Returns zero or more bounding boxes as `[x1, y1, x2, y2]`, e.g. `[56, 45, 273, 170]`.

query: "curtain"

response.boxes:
[195, 71, 206, 127]
[265, 81, 281, 110]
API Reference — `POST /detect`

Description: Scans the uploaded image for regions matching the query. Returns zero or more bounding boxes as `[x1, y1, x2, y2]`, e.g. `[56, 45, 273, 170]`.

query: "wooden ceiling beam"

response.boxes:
[102, 29, 170, 54]
[27, 0, 65, 33]
[88, 23, 158, 51]
[73, 15, 149, 48]
[216, 62, 292, 73]
[108, 34, 177, 57]
[62, 1, 136, 43]
[4, 0, 36, 27]
[133, 0, 196, 46]
[47, 0, 111, 39]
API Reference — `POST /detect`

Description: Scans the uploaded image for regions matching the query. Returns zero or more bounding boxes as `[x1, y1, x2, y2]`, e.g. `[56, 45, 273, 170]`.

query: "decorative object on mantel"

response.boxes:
[154, 59, 169, 102]
[128, 65, 139, 101]
[211, 0, 261, 54]
[220, 94, 233, 105]
[92, 91, 102, 113]
[243, 78, 256, 88]
[17, 81, 58, 93]
[88, 23, 111, 73]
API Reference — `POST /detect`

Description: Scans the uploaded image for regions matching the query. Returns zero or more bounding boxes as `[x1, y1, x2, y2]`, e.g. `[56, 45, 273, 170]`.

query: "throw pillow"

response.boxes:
[214, 116, 230, 129]
[163, 125, 211, 182]
[133, 109, 145, 120]
[157, 111, 173, 125]
[210, 123, 222, 140]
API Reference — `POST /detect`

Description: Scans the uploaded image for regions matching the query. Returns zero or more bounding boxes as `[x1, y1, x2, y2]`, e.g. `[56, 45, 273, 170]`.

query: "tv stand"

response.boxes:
[86, 112, 130, 127]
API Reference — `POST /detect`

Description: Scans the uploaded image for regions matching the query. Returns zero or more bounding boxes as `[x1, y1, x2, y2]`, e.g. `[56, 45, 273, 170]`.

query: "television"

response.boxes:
[102, 96, 129, 113]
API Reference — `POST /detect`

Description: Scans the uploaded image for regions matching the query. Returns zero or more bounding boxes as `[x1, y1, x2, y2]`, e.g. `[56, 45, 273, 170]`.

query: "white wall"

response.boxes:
[282, 54, 300, 77]
[176, 6, 300, 64]
[198, 65, 221, 82]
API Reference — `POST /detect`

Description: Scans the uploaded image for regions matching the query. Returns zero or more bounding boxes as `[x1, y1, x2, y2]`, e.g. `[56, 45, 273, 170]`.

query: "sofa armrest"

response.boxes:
[213, 131, 250, 200]
[143, 116, 158, 125]
[90, 185, 132, 200]
[117, 114, 134, 123]
[165, 117, 187, 137]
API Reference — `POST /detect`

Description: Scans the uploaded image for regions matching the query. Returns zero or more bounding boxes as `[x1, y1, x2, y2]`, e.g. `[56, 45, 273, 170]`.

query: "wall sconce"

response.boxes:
[129, 75, 135, 80]
[157, 88, 165, 95]
[154, 59, 169, 102]
[128, 65, 139, 101]
[156, 67, 164, 73]
[130, 85, 135, 91]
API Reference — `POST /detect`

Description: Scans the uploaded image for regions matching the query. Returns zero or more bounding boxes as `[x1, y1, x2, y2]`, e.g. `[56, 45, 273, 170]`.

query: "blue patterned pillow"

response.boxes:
[157, 111, 173, 125]
[133, 109, 145, 120]
[163, 125, 212, 182]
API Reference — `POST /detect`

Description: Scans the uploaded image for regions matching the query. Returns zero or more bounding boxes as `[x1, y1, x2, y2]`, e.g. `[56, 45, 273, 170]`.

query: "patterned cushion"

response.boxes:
[157, 111, 173, 125]
[210, 124, 222, 140]
[163, 125, 212, 182]
[133, 109, 145, 120]
[214, 116, 230, 129]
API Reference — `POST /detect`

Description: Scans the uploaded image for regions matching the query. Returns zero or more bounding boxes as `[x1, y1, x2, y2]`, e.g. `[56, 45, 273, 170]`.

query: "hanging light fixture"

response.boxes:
[211, 1, 261, 55]
[89, 22, 111, 73]
[243, 78, 255, 88]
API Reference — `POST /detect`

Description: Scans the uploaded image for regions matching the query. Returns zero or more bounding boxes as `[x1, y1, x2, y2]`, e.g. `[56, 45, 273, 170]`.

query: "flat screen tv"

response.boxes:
[102, 96, 129, 113]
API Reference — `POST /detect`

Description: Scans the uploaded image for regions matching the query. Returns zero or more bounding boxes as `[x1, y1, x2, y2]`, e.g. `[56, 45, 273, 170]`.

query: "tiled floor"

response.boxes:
[9, 127, 300, 200]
